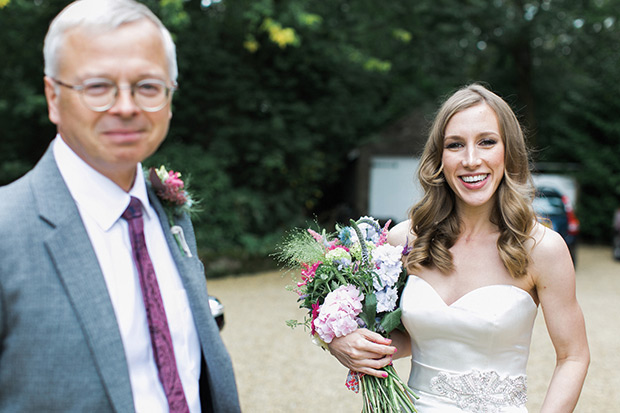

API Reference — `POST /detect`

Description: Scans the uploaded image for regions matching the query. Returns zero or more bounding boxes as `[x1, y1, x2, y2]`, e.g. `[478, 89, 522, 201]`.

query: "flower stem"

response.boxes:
[360, 366, 418, 412]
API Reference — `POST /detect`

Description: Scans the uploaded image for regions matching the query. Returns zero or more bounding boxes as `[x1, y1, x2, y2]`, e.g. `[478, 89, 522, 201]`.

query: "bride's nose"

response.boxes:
[461, 146, 482, 168]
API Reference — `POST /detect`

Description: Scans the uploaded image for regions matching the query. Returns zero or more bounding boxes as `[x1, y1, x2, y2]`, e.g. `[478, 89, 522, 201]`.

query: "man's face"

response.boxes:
[44, 19, 173, 189]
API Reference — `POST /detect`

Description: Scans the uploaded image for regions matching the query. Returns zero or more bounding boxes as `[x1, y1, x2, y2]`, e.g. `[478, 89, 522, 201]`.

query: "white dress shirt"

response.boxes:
[53, 136, 201, 413]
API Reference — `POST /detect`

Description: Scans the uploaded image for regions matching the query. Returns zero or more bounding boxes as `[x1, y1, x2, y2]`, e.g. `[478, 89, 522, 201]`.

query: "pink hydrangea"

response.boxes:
[313, 285, 364, 343]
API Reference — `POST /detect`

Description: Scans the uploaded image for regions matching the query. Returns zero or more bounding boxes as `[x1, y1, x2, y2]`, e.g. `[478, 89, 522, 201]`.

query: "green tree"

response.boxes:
[1, 0, 618, 268]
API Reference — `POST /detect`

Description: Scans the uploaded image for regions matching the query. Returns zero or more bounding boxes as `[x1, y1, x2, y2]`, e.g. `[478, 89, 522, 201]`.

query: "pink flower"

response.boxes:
[297, 261, 321, 287]
[377, 219, 392, 246]
[327, 244, 350, 252]
[310, 300, 321, 336]
[307, 228, 323, 243]
[165, 170, 184, 190]
[313, 285, 364, 343]
[149, 167, 188, 206]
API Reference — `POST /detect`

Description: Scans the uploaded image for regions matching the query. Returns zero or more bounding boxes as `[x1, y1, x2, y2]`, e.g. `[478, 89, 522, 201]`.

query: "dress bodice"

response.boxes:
[400, 275, 538, 412]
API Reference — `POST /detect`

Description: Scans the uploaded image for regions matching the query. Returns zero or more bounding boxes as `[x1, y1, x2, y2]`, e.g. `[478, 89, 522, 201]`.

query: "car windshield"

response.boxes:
[533, 193, 565, 215]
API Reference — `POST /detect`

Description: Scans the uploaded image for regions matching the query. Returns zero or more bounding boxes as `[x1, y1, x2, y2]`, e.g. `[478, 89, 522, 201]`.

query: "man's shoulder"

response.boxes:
[0, 144, 55, 202]
[0, 146, 58, 227]
[0, 170, 36, 208]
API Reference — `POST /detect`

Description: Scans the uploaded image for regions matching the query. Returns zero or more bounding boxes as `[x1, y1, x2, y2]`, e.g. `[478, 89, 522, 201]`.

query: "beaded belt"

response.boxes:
[410, 361, 527, 413]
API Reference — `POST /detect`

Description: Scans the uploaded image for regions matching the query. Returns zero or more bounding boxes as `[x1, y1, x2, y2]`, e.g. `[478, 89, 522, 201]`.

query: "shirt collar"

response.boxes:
[53, 135, 152, 231]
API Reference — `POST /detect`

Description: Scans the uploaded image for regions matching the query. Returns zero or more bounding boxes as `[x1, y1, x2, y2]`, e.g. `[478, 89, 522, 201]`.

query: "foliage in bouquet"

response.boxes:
[276, 216, 417, 413]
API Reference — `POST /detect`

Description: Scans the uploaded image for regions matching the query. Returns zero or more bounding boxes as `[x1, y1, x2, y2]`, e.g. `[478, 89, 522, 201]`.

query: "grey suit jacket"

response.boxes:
[0, 145, 241, 412]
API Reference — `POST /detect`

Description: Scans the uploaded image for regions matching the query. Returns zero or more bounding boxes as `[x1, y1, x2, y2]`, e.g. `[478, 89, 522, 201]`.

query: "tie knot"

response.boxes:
[122, 196, 143, 221]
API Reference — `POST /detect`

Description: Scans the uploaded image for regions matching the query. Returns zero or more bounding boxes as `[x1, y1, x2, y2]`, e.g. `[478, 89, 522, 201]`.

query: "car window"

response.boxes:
[533, 195, 565, 214]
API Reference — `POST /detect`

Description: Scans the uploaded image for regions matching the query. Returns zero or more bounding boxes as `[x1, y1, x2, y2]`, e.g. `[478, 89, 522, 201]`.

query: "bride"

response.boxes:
[328, 84, 589, 412]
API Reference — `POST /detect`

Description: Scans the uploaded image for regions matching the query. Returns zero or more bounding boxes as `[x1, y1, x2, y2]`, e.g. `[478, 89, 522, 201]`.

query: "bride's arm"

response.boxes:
[531, 224, 590, 412]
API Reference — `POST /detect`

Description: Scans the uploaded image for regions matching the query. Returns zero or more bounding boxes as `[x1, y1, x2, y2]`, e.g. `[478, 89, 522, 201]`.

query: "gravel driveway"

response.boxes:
[208, 245, 619, 412]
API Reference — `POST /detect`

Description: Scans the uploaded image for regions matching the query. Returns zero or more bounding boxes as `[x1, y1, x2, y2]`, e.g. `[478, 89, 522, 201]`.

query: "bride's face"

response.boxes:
[441, 103, 505, 212]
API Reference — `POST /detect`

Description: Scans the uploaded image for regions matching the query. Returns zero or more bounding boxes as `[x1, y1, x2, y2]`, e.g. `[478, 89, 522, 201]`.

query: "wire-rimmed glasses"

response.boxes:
[52, 77, 177, 112]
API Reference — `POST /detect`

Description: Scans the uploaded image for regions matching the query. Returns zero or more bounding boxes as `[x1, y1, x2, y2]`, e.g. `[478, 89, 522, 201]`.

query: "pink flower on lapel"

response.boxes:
[147, 165, 199, 257]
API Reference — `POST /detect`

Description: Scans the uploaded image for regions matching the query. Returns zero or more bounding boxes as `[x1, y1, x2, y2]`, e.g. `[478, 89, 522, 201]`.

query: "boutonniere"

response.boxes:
[147, 165, 199, 257]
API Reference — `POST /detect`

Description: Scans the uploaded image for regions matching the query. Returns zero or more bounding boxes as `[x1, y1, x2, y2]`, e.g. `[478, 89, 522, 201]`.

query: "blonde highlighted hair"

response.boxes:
[406, 84, 536, 278]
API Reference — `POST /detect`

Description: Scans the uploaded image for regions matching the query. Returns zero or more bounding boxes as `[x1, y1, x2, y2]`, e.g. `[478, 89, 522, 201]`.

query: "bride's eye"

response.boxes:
[445, 141, 463, 149]
[480, 138, 497, 146]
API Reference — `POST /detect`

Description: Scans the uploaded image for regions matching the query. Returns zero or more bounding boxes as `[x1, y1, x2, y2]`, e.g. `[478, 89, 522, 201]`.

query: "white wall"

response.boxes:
[532, 173, 578, 207]
[368, 156, 423, 223]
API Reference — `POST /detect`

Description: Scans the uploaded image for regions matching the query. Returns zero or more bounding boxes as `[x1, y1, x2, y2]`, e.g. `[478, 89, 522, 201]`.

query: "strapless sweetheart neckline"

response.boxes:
[409, 275, 537, 308]
[401, 274, 539, 412]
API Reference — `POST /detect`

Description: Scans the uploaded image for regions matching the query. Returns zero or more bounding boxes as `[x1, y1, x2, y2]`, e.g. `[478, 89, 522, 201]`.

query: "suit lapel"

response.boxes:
[31, 146, 135, 412]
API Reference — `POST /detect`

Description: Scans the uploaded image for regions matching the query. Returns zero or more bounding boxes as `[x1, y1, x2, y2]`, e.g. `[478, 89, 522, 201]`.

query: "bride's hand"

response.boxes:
[328, 328, 397, 378]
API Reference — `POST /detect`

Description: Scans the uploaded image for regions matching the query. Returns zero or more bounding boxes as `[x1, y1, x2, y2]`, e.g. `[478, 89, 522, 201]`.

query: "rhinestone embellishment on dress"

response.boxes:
[430, 369, 527, 413]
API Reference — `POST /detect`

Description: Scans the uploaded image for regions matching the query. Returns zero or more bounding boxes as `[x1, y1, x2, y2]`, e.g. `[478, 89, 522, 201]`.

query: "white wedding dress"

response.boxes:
[400, 275, 538, 413]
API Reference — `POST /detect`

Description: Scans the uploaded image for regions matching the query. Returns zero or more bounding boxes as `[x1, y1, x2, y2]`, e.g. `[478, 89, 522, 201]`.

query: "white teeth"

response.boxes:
[461, 174, 487, 183]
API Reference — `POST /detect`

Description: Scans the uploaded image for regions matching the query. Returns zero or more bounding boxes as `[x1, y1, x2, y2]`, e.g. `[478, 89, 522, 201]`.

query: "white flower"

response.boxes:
[376, 286, 399, 313]
[371, 244, 404, 290]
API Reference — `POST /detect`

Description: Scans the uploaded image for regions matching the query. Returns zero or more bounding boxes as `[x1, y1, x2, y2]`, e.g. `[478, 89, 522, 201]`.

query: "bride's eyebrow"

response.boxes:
[478, 131, 501, 139]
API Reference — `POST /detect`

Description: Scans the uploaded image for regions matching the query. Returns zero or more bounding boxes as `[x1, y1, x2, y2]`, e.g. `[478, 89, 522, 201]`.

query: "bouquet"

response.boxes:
[276, 216, 418, 412]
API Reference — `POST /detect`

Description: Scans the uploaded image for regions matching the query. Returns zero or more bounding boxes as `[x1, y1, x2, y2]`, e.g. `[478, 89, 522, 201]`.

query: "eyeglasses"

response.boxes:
[52, 77, 177, 112]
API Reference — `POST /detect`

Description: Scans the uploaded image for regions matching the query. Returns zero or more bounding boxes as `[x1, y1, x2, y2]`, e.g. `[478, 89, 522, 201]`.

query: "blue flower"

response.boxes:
[339, 227, 355, 247]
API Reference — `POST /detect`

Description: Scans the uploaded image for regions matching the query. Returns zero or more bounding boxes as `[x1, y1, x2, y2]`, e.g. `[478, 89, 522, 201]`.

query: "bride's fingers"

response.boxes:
[357, 328, 394, 346]
[342, 329, 396, 359]
[328, 329, 398, 377]
[338, 329, 397, 357]
[348, 355, 394, 378]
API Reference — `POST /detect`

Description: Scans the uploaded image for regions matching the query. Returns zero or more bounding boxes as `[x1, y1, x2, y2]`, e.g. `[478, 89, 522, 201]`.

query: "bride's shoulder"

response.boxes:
[528, 221, 573, 273]
[387, 220, 416, 247]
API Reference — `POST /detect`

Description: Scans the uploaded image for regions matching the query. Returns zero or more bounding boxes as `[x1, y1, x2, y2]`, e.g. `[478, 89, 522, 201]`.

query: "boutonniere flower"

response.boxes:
[147, 165, 199, 257]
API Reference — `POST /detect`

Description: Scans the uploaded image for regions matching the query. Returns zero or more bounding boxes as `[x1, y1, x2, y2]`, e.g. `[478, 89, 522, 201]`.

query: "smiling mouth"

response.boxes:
[460, 174, 489, 184]
[104, 129, 142, 135]
[102, 129, 145, 140]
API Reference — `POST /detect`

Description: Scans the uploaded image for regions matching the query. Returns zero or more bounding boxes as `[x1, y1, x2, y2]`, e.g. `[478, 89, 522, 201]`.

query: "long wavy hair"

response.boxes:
[406, 84, 536, 278]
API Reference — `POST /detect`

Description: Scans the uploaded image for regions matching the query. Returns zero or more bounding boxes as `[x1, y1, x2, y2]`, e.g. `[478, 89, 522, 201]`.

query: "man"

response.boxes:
[0, 0, 240, 412]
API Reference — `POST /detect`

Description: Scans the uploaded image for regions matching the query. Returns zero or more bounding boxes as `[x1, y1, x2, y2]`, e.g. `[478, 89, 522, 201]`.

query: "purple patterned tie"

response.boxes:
[122, 197, 190, 413]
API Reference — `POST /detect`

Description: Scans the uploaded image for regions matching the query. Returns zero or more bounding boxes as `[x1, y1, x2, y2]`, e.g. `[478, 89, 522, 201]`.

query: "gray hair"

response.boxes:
[43, 0, 178, 82]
